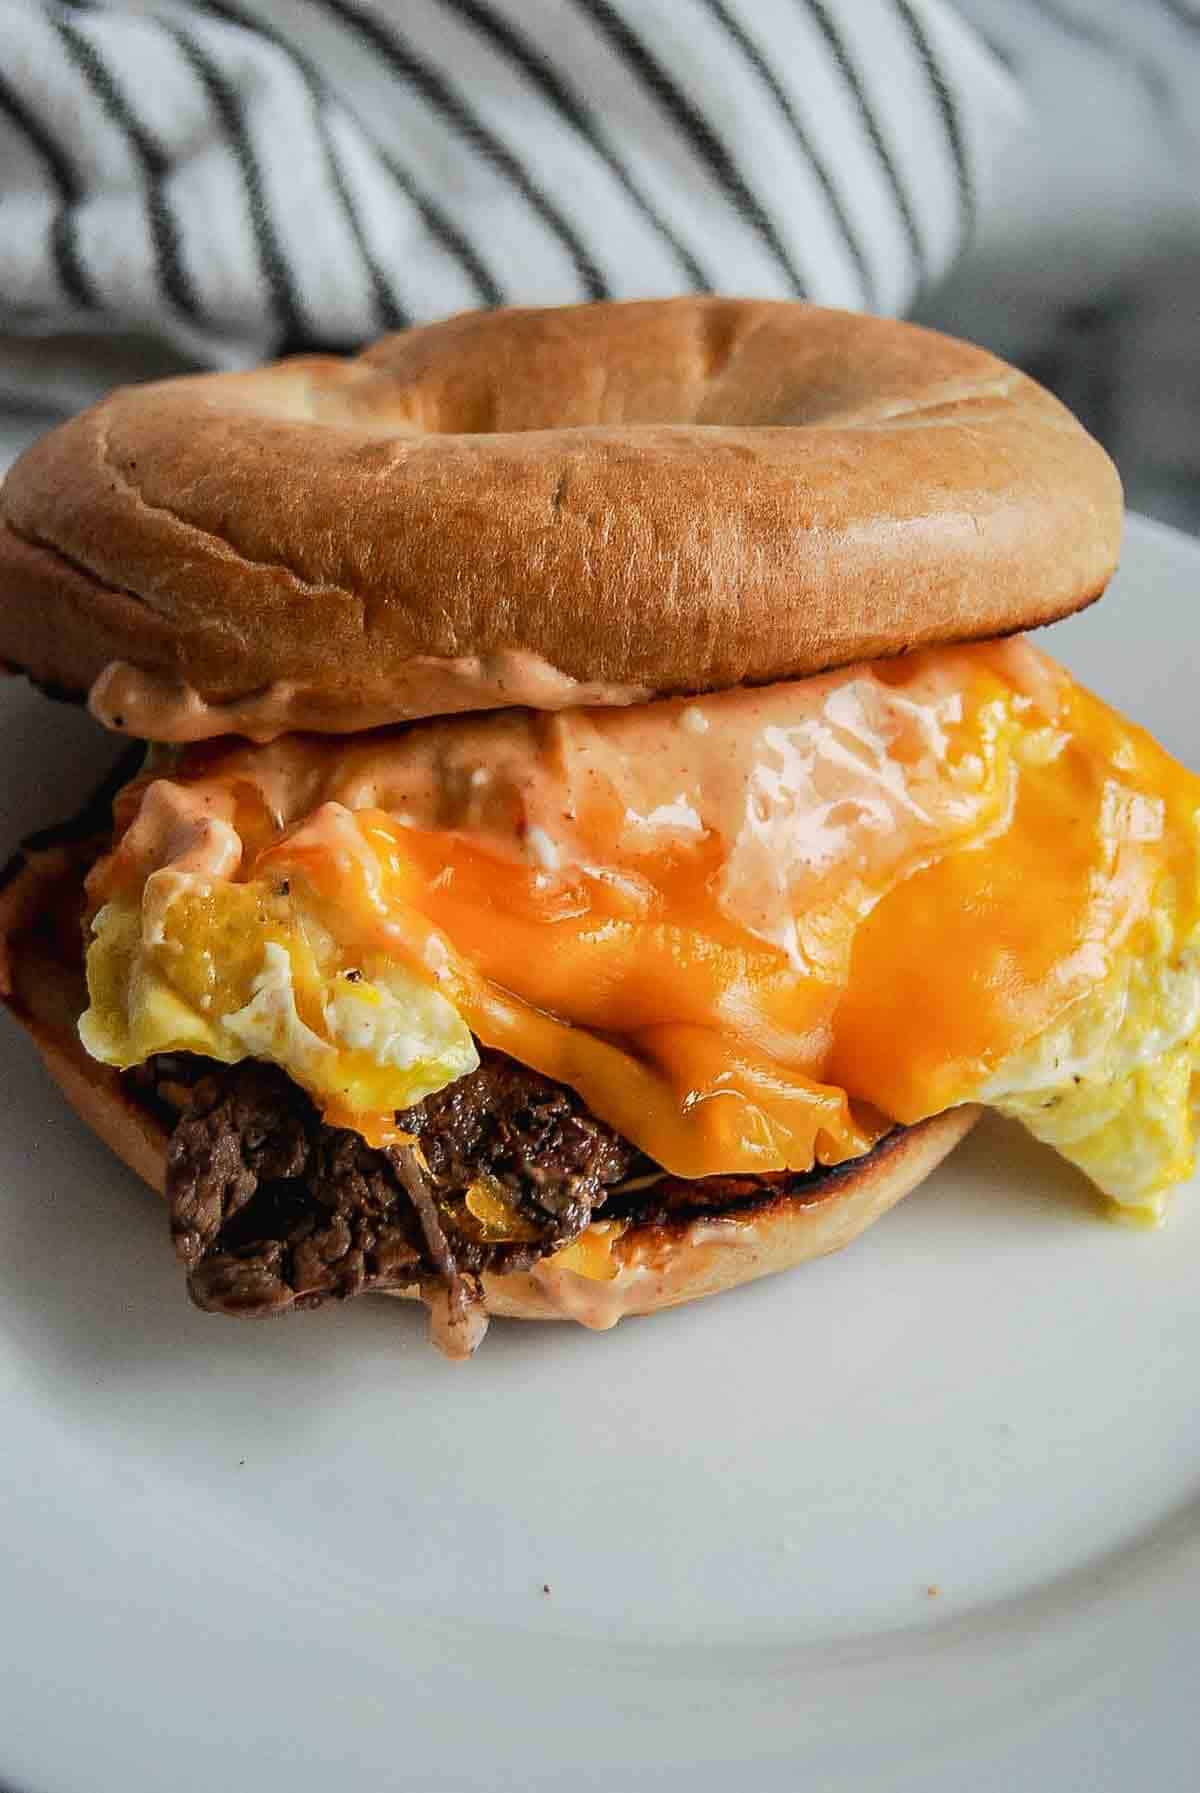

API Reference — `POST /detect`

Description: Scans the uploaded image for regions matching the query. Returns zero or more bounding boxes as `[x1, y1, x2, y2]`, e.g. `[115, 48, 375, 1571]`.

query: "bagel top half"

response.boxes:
[0, 299, 1121, 739]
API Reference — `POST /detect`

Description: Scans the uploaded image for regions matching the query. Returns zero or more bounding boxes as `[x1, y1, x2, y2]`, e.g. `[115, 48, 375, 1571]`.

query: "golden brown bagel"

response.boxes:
[0, 299, 1121, 741]
[0, 838, 977, 1330]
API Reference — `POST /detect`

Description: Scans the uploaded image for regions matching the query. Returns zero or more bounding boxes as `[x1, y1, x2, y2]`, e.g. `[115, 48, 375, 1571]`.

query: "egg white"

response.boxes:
[81, 888, 478, 1119]
[981, 896, 1200, 1216]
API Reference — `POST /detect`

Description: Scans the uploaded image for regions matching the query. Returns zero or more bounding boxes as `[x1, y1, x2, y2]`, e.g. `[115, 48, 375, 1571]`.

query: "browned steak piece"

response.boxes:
[395, 1053, 635, 1247]
[131, 1048, 637, 1317]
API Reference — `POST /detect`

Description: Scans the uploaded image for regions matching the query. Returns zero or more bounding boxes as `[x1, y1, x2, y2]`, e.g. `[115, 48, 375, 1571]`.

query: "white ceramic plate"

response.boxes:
[2, 511, 1198, 1793]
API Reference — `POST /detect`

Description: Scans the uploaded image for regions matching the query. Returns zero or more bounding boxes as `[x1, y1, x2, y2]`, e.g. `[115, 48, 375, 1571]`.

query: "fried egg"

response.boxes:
[77, 640, 1200, 1218]
[81, 872, 478, 1145]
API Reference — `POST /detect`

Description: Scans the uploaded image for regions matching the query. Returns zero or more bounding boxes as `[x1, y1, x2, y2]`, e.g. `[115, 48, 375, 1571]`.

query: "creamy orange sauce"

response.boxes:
[523, 1215, 769, 1329]
[527, 1262, 661, 1330]
[88, 653, 652, 743]
[90, 640, 1200, 1178]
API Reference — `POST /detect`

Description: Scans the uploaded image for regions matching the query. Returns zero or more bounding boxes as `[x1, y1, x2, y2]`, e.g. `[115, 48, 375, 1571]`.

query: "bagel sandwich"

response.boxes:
[1, 298, 1197, 1359]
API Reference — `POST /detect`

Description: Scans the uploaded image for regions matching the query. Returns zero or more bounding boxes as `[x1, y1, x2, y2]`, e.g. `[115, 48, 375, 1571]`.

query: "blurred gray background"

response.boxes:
[916, 0, 1200, 535]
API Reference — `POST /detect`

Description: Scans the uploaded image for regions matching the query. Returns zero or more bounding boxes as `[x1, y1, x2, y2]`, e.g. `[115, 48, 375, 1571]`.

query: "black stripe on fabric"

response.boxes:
[570, 0, 808, 297]
[434, 0, 712, 291]
[62, 0, 499, 309]
[51, 14, 207, 325]
[891, 0, 975, 245]
[203, 0, 497, 317]
[160, 20, 308, 343]
[697, 0, 877, 308]
[317, 0, 608, 299]
[797, 0, 928, 290]
[369, 145, 504, 309]
[0, 64, 98, 310]
[202, 0, 408, 335]
[302, 104, 409, 335]
[305, 103, 410, 334]
[206, 7, 501, 311]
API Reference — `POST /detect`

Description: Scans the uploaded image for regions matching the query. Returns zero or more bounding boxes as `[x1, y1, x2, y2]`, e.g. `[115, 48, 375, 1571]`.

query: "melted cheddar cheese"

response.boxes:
[80, 639, 1200, 1216]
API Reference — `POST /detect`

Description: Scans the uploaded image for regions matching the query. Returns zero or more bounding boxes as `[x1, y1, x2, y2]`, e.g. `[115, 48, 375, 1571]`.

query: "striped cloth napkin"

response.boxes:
[0, 0, 1022, 407]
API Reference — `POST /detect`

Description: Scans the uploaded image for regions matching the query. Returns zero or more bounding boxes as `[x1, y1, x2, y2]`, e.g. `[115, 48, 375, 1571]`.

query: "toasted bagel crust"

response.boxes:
[0, 300, 1120, 737]
[0, 844, 977, 1327]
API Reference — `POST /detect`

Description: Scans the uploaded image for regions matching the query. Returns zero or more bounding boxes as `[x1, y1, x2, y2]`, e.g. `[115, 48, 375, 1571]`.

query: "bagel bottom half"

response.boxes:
[0, 834, 978, 1335]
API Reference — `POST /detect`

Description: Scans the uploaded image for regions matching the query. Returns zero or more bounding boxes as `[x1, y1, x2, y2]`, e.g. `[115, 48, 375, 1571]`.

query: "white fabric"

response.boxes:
[0, 0, 1023, 408]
